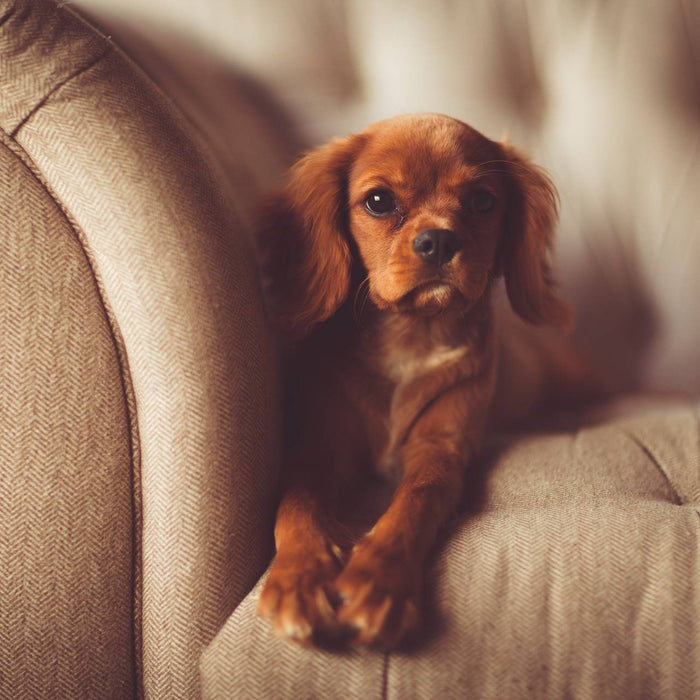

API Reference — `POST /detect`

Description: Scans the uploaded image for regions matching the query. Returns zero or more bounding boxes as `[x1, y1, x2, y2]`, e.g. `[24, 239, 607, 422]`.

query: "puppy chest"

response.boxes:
[364, 343, 470, 478]
[380, 344, 468, 385]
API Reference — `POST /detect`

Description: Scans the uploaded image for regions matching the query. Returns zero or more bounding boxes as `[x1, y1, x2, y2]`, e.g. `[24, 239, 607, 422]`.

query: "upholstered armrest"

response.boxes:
[0, 1, 292, 695]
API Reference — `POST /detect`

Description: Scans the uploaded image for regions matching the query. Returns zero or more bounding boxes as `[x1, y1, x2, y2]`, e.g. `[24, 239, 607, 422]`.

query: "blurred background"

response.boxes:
[77, 0, 700, 395]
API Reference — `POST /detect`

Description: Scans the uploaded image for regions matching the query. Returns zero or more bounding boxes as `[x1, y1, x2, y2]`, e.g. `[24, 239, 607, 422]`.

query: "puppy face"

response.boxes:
[347, 115, 507, 316]
[259, 113, 570, 336]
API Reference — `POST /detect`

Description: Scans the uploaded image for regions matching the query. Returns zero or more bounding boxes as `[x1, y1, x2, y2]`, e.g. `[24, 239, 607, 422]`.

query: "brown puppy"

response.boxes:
[257, 113, 587, 649]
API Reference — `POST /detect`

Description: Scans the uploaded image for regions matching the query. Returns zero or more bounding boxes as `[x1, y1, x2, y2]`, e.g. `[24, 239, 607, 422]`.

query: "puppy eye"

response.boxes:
[364, 189, 397, 217]
[470, 189, 496, 214]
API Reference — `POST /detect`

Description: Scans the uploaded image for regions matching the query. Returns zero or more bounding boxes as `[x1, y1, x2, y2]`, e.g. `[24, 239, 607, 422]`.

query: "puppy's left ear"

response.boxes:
[499, 144, 572, 329]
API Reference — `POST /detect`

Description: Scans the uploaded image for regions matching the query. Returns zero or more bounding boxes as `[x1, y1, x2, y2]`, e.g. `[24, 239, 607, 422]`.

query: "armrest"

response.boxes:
[1, 0, 289, 696]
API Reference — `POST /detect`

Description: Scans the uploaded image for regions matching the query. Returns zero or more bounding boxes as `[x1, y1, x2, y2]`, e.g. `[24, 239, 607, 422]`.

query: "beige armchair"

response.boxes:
[0, 1, 293, 695]
[1, 1, 698, 698]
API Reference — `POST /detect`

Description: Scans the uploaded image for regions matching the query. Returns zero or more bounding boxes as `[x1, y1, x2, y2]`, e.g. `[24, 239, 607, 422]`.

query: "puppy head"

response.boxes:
[259, 113, 571, 337]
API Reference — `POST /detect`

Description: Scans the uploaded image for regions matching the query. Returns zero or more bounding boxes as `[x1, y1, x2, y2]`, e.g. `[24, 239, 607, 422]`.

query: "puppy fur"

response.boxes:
[256, 113, 592, 649]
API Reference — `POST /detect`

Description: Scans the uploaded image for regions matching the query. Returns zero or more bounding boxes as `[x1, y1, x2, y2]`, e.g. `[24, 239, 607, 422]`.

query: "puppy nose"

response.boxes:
[412, 229, 460, 266]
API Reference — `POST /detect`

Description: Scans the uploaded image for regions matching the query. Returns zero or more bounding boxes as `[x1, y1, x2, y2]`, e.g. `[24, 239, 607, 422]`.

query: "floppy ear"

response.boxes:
[257, 135, 363, 338]
[499, 144, 572, 329]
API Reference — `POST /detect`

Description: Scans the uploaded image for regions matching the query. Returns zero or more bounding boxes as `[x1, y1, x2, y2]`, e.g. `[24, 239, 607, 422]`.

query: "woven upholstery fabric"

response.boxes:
[86, 19, 302, 236]
[201, 401, 700, 699]
[0, 0, 107, 133]
[1, 0, 284, 697]
[0, 136, 136, 696]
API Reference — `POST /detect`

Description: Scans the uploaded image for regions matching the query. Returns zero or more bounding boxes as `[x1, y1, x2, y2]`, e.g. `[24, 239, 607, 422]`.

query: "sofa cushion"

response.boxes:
[200, 400, 700, 699]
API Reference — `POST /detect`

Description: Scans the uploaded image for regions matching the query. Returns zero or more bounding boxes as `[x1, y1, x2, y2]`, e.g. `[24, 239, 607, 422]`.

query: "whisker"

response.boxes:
[358, 284, 372, 321]
[472, 169, 509, 180]
[353, 276, 371, 323]
[474, 158, 526, 171]
[472, 159, 542, 179]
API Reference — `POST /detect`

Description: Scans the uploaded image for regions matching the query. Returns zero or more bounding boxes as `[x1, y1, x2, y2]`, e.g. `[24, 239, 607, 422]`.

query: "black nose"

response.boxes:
[412, 229, 461, 266]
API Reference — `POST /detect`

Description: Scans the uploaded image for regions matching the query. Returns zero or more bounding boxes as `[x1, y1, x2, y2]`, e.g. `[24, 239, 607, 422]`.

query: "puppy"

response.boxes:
[257, 113, 590, 649]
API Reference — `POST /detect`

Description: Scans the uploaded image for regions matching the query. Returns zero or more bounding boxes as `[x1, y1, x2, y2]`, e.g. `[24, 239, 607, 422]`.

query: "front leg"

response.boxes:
[335, 386, 490, 648]
[258, 481, 347, 645]
[260, 359, 373, 645]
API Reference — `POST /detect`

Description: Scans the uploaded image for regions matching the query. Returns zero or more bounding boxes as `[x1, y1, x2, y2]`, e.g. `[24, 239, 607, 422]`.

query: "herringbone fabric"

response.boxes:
[0, 0, 108, 134]
[11, 35, 278, 700]
[1, 0, 284, 697]
[0, 135, 137, 697]
[201, 402, 700, 700]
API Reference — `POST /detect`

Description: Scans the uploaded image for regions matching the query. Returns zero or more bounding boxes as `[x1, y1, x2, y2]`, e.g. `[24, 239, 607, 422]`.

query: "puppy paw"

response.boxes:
[335, 539, 420, 649]
[258, 544, 344, 645]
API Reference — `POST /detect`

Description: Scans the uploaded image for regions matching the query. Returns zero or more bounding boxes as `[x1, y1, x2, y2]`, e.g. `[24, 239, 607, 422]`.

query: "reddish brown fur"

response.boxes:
[257, 114, 588, 648]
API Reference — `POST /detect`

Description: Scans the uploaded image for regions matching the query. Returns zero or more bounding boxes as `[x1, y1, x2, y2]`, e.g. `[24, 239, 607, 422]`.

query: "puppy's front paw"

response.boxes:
[335, 539, 420, 649]
[258, 544, 343, 645]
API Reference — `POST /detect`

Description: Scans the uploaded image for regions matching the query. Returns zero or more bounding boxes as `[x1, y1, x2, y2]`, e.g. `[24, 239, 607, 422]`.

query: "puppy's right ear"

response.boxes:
[498, 143, 572, 330]
[257, 135, 364, 338]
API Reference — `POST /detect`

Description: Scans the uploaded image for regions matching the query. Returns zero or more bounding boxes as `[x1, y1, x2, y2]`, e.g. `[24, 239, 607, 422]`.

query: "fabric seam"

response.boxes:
[620, 428, 683, 506]
[10, 47, 112, 138]
[0, 127, 144, 700]
[381, 651, 390, 700]
[0, 4, 17, 28]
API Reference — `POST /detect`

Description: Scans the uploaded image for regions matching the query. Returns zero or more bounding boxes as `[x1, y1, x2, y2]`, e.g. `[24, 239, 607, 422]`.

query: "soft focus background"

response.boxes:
[78, 0, 700, 394]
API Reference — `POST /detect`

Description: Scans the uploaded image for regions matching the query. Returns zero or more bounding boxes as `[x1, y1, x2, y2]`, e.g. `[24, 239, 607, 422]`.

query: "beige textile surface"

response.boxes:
[1, 0, 288, 696]
[201, 401, 700, 700]
[0, 127, 137, 698]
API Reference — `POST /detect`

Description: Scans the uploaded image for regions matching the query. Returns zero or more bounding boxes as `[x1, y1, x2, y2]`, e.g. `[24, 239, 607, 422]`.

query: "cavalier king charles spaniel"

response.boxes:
[256, 113, 594, 649]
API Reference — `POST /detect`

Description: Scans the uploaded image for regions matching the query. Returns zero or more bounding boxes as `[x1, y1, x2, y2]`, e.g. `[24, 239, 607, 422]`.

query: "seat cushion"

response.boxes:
[201, 399, 700, 699]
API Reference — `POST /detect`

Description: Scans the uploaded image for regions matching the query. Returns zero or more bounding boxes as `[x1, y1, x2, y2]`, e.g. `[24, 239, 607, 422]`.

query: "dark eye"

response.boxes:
[471, 189, 496, 214]
[364, 189, 397, 216]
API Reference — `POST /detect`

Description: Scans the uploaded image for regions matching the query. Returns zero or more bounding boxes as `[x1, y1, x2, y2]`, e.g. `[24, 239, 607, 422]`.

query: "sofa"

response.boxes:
[1, 1, 698, 698]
